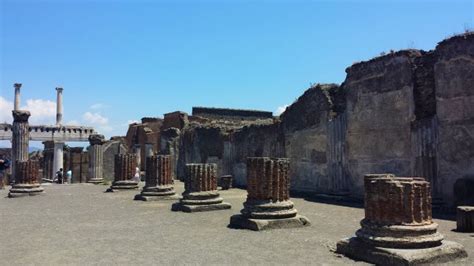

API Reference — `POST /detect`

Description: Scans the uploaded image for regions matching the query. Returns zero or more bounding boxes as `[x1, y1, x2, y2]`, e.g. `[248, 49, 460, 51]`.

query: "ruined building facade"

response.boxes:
[125, 33, 474, 208]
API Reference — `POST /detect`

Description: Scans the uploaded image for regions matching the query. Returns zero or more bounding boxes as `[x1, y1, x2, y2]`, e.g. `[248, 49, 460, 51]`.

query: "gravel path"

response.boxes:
[1, 182, 472, 265]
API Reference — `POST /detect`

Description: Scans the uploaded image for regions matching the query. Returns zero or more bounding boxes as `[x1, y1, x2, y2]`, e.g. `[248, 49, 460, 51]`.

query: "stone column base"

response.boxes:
[87, 178, 104, 184]
[336, 237, 467, 265]
[171, 191, 231, 212]
[8, 183, 44, 198]
[134, 186, 180, 201]
[106, 180, 139, 192]
[229, 214, 310, 231]
[456, 206, 474, 232]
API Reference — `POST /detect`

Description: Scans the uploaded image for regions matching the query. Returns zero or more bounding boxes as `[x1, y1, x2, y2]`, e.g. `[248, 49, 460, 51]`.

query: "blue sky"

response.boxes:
[1, 0, 473, 141]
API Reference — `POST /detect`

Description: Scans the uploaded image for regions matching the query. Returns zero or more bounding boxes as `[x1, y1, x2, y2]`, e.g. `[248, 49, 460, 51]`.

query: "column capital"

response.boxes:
[12, 110, 31, 122]
[14, 83, 22, 89]
[88, 134, 106, 145]
[56, 87, 64, 92]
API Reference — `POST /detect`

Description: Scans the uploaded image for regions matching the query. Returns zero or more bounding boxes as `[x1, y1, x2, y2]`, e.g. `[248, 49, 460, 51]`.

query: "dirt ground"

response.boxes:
[1, 182, 472, 265]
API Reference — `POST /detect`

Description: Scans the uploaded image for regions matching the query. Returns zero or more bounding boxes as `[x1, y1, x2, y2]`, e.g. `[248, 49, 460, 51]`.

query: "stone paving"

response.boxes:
[1, 182, 473, 265]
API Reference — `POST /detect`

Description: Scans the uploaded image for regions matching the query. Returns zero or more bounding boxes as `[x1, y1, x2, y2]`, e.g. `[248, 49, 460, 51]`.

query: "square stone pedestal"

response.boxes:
[134, 194, 181, 201]
[336, 237, 468, 265]
[229, 214, 310, 231]
[171, 202, 231, 212]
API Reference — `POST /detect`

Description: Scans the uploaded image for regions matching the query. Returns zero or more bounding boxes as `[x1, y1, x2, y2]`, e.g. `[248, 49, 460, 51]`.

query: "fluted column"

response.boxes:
[172, 163, 230, 212]
[229, 157, 310, 231]
[336, 174, 467, 264]
[11, 110, 30, 182]
[9, 160, 44, 197]
[185, 163, 218, 193]
[135, 155, 176, 201]
[107, 154, 138, 191]
[88, 134, 105, 184]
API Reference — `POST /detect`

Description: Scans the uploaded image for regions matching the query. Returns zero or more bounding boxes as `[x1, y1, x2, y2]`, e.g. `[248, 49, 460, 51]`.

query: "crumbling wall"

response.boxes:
[280, 84, 343, 193]
[232, 123, 284, 186]
[434, 33, 474, 204]
[102, 140, 128, 181]
[342, 50, 420, 198]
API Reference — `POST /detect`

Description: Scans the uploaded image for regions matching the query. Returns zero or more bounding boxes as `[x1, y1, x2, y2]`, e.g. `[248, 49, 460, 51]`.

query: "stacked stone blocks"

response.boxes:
[336, 174, 467, 265]
[107, 154, 139, 191]
[229, 157, 310, 230]
[135, 155, 177, 201]
[172, 163, 231, 212]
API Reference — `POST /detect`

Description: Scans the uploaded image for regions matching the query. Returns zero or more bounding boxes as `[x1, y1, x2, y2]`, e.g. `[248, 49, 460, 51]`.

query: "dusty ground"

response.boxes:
[1, 182, 472, 265]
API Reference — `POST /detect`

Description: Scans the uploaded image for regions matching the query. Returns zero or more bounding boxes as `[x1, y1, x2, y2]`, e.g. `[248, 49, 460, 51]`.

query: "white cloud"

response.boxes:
[66, 120, 80, 126]
[0, 97, 14, 123]
[22, 99, 56, 124]
[90, 103, 107, 110]
[0, 96, 57, 125]
[82, 112, 109, 126]
[275, 104, 289, 115]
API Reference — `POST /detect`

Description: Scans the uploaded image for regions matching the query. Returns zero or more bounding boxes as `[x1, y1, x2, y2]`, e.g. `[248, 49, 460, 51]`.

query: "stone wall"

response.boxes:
[157, 32, 474, 208]
[102, 140, 128, 182]
[434, 33, 474, 205]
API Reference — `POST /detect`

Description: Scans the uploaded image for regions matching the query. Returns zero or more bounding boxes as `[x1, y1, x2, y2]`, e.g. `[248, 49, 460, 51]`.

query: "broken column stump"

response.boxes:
[229, 157, 310, 231]
[106, 154, 139, 192]
[336, 174, 467, 265]
[9, 160, 44, 197]
[172, 163, 231, 212]
[219, 175, 233, 190]
[457, 206, 474, 232]
[134, 155, 178, 201]
[87, 134, 106, 184]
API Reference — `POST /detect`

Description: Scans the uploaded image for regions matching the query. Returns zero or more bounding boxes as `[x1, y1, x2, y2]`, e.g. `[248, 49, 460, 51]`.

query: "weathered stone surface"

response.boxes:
[107, 154, 138, 191]
[229, 157, 310, 231]
[135, 155, 177, 201]
[219, 175, 232, 190]
[88, 134, 105, 184]
[336, 174, 467, 264]
[456, 206, 474, 232]
[160, 127, 181, 180]
[435, 32, 474, 205]
[102, 140, 128, 182]
[11, 110, 30, 181]
[9, 160, 44, 197]
[172, 163, 231, 212]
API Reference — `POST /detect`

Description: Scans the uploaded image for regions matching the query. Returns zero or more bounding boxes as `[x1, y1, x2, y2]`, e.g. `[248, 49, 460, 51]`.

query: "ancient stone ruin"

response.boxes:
[8, 160, 44, 197]
[172, 163, 231, 212]
[229, 157, 310, 230]
[336, 174, 467, 265]
[456, 206, 474, 232]
[8, 110, 45, 197]
[88, 134, 106, 184]
[107, 154, 139, 192]
[122, 32, 474, 211]
[135, 155, 177, 201]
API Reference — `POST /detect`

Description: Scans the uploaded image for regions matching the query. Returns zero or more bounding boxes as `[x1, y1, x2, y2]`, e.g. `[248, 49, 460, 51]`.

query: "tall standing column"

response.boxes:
[336, 174, 467, 265]
[88, 134, 105, 184]
[11, 110, 31, 183]
[53, 142, 64, 178]
[135, 155, 177, 201]
[172, 163, 231, 212]
[42, 141, 54, 181]
[229, 157, 310, 231]
[56, 87, 63, 125]
[14, 83, 21, 111]
[9, 110, 44, 197]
